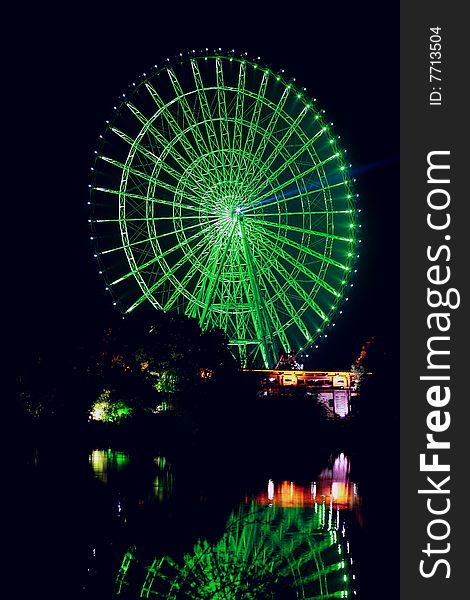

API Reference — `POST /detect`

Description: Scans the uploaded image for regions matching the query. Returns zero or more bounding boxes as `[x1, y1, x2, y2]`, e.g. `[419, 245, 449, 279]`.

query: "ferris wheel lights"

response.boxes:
[347, 252, 352, 257]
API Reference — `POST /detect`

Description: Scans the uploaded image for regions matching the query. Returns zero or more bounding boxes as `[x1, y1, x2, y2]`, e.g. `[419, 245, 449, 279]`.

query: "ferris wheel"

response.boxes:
[90, 51, 359, 368]
[116, 502, 355, 598]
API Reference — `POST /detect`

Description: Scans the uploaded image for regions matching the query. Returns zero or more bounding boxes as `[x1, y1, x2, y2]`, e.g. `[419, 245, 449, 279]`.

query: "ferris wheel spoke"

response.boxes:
[185, 225, 235, 318]
[124, 230, 218, 313]
[106, 217, 220, 257]
[99, 236, 157, 255]
[94, 186, 222, 217]
[246, 152, 340, 209]
[99, 156, 203, 207]
[247, 222, 341, 299]
[199, 221, 238, 328]
[112, 124, 208, 199]
[245, 126, 327, 200]
[260, 266, 313, 342]
[126, 101, 210, 190]
[247, 217, 353, 243]
[251, 223, 350, 271]
[244, 209, 351, 218]
[232, 61, 246, 159]
[190, 61, 225, 173]
[248, 258, 292, 354]
[253, 233, 330, 322]
[243, 72, 269, 167]
[245, 105, 309, 196]
[240, 86, 290, 188]
[145, 78, 218, 185]
[237, 218, 277, 367]
[163, 236, 221, 312]
[111, 225, 211, 288]
[242, 181, 349, 214]
[215, 58, 232, 186]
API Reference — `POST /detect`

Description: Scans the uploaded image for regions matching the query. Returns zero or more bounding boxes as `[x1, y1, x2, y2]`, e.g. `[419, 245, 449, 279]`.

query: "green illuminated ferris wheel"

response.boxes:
[90, 51, 359, 368]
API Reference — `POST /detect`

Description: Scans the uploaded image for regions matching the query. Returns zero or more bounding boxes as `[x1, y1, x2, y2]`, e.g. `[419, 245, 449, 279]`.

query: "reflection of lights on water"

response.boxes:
[258, 454, 359, 514]
[152, 474, 173, 502]
[268, 479, 274, 500]
[89, 449, 130, 483]
[332, 482, 339, 499]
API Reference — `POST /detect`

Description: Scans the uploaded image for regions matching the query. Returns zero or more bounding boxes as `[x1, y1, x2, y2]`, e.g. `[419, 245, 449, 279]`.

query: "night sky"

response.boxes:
[11, 3, 399, 370]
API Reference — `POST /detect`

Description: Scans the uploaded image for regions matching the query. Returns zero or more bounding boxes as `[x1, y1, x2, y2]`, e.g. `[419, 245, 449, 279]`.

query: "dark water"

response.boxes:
[16, 383, 398, 600]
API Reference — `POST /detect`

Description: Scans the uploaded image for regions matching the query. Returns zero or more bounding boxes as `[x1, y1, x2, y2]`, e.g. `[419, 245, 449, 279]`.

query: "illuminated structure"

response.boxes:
[249, 369, 358, 417]
[90, 52, 359, 368]
[115, 454, 358, 598]
[116, 504, 354, 599]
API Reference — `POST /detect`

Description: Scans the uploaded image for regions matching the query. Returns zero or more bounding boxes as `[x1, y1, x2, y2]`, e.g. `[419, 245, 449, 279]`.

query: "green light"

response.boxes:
[91, 54, 358, 369]
[347, 253, 352, 257]
[118, 502, 355, 597]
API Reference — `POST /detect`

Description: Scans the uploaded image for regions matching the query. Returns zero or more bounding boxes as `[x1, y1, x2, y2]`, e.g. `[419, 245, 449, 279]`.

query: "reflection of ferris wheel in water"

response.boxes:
[90, 51, 359, 368]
